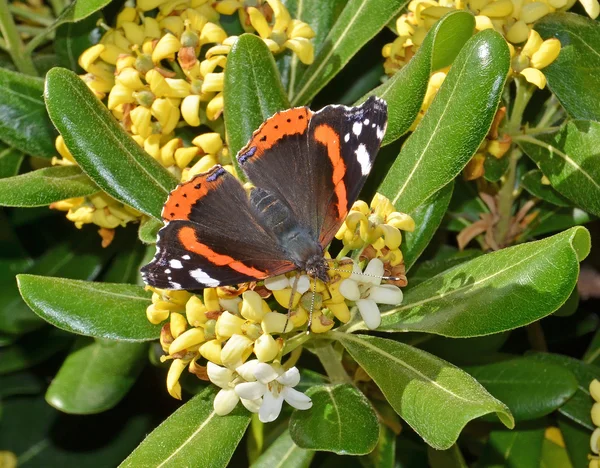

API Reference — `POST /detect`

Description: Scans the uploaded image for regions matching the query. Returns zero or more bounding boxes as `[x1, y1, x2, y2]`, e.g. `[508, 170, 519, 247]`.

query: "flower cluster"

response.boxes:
[50, 0, 315, 242]
[589, 379, 600, 465]
[144, 193, 414, 421]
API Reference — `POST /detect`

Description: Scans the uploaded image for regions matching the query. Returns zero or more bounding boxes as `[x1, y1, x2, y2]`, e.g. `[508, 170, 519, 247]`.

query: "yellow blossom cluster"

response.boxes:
[51, 0, 315, 237]
[589, 379, 600, 467]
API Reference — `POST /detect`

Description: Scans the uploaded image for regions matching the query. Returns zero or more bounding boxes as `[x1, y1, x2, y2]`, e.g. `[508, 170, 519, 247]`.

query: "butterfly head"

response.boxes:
[303, 254, 330, 283]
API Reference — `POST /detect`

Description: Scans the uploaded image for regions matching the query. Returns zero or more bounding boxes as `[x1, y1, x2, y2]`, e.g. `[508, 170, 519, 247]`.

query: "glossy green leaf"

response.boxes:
[521, 169, 571, 207]
[418, 333, 509, 366]
[347, 227, 589, 336]
[528, 352, 598, 430]
[0, 371, 44, 397]
[138, 217, 162, 245]
[280, 0, 347, 99]
[121, 387, 250, 467]
[516, 121, 600, 217]
[17, 275, 160, 341]
[44, 67, 178, 219]
[251, 429, 314, 468]
[224, 34, 289, 176]
[529, 205, 592, 237]
[55, 13, 102, 72]
[583, 327, 600, 366]
[465, 358, 578, 421]
[291, 0, 408, 106]
[535, 13, 600, 121]
[0, 67, 57, 158]
[0, 328, 71, 374]
[483, 153, 509, 182]
[559, 415, 591, 468]
[332, 333, 513, 450]
[102, 241, 147, 284]
[408, 249, 482, 288]
[46, 337, 147, 414]
[480, 426, 545, 468]
[0, 165, 98, 207]
[379, 29, 509, 213]
[0, 144, 24, 178]
[402, 182, 454, 271]
[289, 383, 379, 455]
[359, 424, 396, 468]
[358, 11, 475, 146]
[54, 0, 111, 24]
[427, 444, 467, 468]
[1, 241, 108, 335]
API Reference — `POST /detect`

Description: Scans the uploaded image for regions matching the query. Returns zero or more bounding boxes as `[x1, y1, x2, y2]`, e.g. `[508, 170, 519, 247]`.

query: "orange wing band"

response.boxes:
[314, 124, 348, 219]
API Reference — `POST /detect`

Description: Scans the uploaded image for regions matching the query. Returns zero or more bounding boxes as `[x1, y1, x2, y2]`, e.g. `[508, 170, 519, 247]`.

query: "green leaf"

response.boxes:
[408, 249, 482, 288]
[402, 182, 454, 271]
[480, 426, 545, 468]
[535, 13, 600, 122]
[359, 424, 396, 468]
[0, 67, 57, 158]
[54, 0, 111, 24]
[516, 121, 600, 217]
[559, 415, 591, 468]
[289, 383, 379, 455]
[419, 333, 509, 366]
[138, 217, 162, 245]
[0, 144, 24, 178]
[349, 227, 590, 336]
[291, 0, 408, 106]
[0, 328, 71, 375]
[17, 275, 160, 342]
[0, 165, 98, 207]
[224, 34, 289, 177]
[251, 429, 314, 468]
[528, 352, 598, 430]
[427, 444, 467, 468]
[332, 333, 513, 450]
[529, 205, 592, 237]
[55, 13, 102, 72]
[541, 433, 573, 468]
[521, 169, 572, 207]
[583, 327, 600, 366]
[44, 67, 178, 219]
[120, 387, 250, 467]
[465, 358, 578, 421]
[358, 11, 475, 146]
[102, 241, 147, 284]
[379, 29, 509, 213]
[483, 153, 509, 182]
[46, 337, 147, 414]
[0, 371, 44, 397]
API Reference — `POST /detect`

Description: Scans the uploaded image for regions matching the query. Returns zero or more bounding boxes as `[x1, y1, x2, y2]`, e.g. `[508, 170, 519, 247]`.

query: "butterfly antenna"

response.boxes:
[284, 273, 301, 333]
[325, 260, 404, 282]
[306, 277, 317, 334]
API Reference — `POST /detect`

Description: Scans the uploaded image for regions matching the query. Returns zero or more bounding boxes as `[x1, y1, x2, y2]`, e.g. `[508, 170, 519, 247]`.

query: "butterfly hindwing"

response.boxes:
[141, 165, 295, 289]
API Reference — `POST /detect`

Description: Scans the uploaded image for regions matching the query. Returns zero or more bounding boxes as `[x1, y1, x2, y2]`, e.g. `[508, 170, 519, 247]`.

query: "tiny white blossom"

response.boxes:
[207, 361, 261, 416]
[234, 362, 312, 423]
[339, 258, 403, 330]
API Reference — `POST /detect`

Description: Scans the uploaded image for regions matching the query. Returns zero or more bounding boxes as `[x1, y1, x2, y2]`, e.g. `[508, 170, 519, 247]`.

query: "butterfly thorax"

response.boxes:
[250, 187, 328, 282]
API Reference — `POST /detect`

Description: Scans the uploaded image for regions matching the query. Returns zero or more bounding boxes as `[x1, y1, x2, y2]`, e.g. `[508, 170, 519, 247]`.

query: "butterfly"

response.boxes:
[141, 96, 388, 290]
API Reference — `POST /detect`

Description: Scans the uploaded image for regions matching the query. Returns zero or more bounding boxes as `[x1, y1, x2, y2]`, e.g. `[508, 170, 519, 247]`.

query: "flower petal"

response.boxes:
[254, 333, 280, 362]
[221, 334, 253, 369]
[357, 298, 382, 330]
[259, 390, 285, 423]
[240, 397, 262, 413]
[363, 258, 384, 286]
[235, 359, 259, 382]
[207, 361, 234, 389]
[276, 366, 300, 387]
[214, 388, 239, 415]
[296, 275, 311, 294]
[254, 362, 280, 384]
[368, 284, 403, 305]
[235, 381, 267, 400]
[339, 279, 361, 301]
[264, 274, 290, 291]
[282, 387, 313, 410]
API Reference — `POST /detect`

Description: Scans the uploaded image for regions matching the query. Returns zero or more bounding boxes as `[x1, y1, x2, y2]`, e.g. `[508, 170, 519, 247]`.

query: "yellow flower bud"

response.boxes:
[66, 205, 94, 228]
[487, 136, 512, 159]
[122, 22, 145, 45]
[175, 147, 199, 169]
[506, 20, 529, 44]
[520, 2, 551, 24]
[206, 92, 224, 120]
[116, 6, 137, 28]
[262, 312, 293, 334]
[170, 312, 188, 338]
[160, 0, 189, 15]
[182, 8, 208, 31]
[520, 67, 547, 89]
[240, 290, 267, 323]
[387, 212, 416, 231]
[169, 327, 206, 355]
[328, 302, 350, 323]
[464, 152, 486, 180]
[160, 16, 185, 38]
[530, 38, 561, 69]
[379, 224, 402, 250]
[145, 69, 171, 97]
[590, 379, 600, 402]
[254, 333, 280, 362]
[206, 44, 233, 58]
[221, 334, 253, 368]
[592, 402, 600, 427]
[201, 72, 224, 93]
[480, 0, 513, 17]
[151, 97, 177, 128]
[310, 310, 335, 333]
[111, 30, 132, 51]
[247, 7, 272, 39]
[216, 311, 245, 338]
[130, 106, 153, 138]
[284, 38, 314, 64]
[166, 358, 186, 399]
[200, 339, 223, 364]
[144, 134, 162, 160]
[474, 15, 495, 30]
[143, 17, 161, 39]
[116, 55, 136, 73]
[214, 0, 241, 14]
[107, 83, 134, 110]
[548, 0, 568, 7]
[592, 427, 600, 454]
[147, 303, 170, 324]
[55, 135, 75, 162]
[152, 33, 182, 63]
[200, 23, 228, 45]
[186, 295, 208, 326]
[580, 0, 600, 18]
[79, 44, 105, 72]
[287, 19, 316, 39]
[100, 44, 128, 65]
[200, 56, 227, 77]
[160, 138, 180, 167]
[116, 68, 145, 90]
[192, 132, 223, 153]
[137, 0, 164, 11]
[273, 289, 301, 309]
[187, 154, 218, 178]
[181, 94, 202, 127]
[522, 29, 543, 58]
[0, 451, 17, 468]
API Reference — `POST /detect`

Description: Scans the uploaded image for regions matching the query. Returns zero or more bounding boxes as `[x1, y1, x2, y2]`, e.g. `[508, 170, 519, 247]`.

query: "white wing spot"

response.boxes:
[170, 259, 183, 269]
[344, 133, 350, 142]
[165, 269, 171, 274]
[182, 254, 191, 260]
[372, 123, 376, 128]
[355, 144, 371, 175]
[364, 119, 370, 125]
[376, 126, 384, 140]
[169, 282, 182, 289]
[168, 276, 172, 280]
[352, 122, 362, 136]
[190, 268, 220, 287]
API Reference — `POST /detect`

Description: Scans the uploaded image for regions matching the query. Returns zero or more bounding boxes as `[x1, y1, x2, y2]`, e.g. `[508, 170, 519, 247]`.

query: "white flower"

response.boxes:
[234, 361, 312, 423]
[264, 273, 311, 293]
[207, 361, 261, 416]
[339, 258, 403, 330]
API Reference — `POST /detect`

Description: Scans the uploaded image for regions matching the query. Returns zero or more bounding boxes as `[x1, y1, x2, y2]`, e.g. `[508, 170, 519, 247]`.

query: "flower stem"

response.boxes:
[313, 342, 351, 384]
[0, 0, 37, 75]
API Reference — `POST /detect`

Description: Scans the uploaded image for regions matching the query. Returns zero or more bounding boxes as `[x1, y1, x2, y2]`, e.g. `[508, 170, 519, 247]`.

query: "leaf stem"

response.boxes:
[313, 342, 351, 384]
[9, 5, 54, 27]
[0, 0, 37, 75]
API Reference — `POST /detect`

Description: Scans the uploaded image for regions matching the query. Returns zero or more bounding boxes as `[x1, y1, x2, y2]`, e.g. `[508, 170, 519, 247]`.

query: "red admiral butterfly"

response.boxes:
[141, 96, 387, 290]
